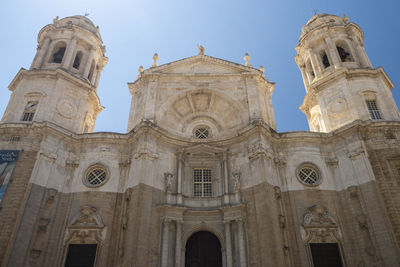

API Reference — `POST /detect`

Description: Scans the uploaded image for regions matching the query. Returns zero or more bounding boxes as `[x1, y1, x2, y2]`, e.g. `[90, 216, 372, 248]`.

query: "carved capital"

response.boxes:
[325, 158, 339, 168]
[274, 157, 286, 168]
[46, 188, 57, 202]
[66, 159, 79, 168]
[348, 149, 365, 160]
[274, 186, 281, 200]
[38, 218, 50, 231]
[119, 159, 131, 168]
[347, 185, 358, 198]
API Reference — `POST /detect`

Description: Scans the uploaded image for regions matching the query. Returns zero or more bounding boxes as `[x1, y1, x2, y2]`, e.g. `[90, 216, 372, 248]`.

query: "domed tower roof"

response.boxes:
[57, 15, 101, 39]
[299, 13, 351, 41]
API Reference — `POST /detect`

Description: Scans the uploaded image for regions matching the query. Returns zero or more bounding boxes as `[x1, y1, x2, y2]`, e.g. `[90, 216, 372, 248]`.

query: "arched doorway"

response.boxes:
[185, 231, 222, 267]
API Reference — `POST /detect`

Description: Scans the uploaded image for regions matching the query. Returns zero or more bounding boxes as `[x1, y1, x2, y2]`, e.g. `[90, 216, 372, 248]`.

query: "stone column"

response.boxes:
[161, 219, 170, 267]
[223, 154, 230, 204]
[32, 37, 50, 69]
[175, 220, 182, 267]
[177, 153, 183, 205]
[224, 221, 233, 267]
[299, 66, 310, 92]
[350, 35, 372, 68]
[94, 67, 102, 88]
[237, 219, 247, 267]
[307, 48, 322, 77]
[83, 48, 95, 78]
[324, 36, 341, 69]
[62, 38, 77, 69]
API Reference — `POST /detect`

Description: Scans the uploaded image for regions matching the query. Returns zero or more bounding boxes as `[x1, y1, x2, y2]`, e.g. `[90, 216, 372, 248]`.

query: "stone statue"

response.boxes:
[164, 172, 173, 193]
[342, 14, 349, 24]
[152, 53, 159, 67]
[198, 45, 205, 55]
[137, 65, 144, 79]
[53, 16, 59, 26]
[232, 172, 241, 193]
[244, 53, 251, 67]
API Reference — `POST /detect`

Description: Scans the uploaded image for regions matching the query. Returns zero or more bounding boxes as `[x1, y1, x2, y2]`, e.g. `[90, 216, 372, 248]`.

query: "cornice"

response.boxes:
[8, 68, 103, 111]
[129, 54, 271, 88]
[1, 119, 399, 150]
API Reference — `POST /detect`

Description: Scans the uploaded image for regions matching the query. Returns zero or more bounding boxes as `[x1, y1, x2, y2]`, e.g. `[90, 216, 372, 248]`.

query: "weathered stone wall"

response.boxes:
[0, 150, 37, 264]
[2, 183, 163, 267]
[365, 126, 400, 248]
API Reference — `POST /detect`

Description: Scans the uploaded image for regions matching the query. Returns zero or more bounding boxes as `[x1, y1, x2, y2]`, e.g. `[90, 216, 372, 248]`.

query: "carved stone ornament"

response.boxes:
[302, 205, 340, 243]
[134, 143, 158, 161]
[248, 142, 272, 161]
[327, 97, 348, 119]
[57, 99, 77, 119]
[65, 205, 105, 244]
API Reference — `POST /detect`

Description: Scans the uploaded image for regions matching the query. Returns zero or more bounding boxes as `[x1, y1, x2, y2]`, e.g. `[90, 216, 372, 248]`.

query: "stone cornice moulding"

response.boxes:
[130, 54, 271, 86]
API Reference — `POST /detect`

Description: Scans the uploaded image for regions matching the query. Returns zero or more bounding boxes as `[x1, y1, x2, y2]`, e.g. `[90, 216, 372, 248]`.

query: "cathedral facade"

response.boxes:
[0, 13, 400, 267]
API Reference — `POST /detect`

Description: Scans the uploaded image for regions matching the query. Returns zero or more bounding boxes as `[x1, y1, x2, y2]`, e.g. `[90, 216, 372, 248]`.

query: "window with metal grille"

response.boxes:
[366, 100, 383, 120]
[84, 165, 108, 187]
[195, 128, 209, 139]
[193, 168, 212, 197]
[297, 164, 321, 186]
[21, 101, 38, 122]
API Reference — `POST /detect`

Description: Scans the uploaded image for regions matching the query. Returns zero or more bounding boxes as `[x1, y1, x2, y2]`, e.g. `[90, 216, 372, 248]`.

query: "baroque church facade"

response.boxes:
[0, 13, 400, 267]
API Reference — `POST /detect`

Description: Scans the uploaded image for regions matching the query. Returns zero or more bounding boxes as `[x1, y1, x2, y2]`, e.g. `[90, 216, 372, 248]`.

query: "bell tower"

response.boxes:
[1, 15, 108, 133]
[295, 14, 399, 132]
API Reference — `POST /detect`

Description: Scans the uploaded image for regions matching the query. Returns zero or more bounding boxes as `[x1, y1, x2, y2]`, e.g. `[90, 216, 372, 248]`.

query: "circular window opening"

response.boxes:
[84, 164, 108, 187]
[194, 127, 209, 139]
[297, 164, 321, 186]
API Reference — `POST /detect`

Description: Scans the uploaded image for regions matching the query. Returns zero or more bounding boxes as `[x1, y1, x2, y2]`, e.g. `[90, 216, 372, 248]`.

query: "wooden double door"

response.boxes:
[185, 231, 222, 267]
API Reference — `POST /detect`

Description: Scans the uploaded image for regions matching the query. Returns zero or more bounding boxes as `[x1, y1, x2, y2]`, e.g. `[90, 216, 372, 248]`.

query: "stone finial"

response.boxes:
[138, 65, 144, 74]
[197, 45, 205, 55]
[259, 66, 265, 73]
[152, 53, 159, 67]
[244, 53, 251, 67]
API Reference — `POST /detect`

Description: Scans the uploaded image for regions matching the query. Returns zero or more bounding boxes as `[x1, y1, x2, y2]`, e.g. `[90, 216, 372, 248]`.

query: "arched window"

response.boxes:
[50, 42, 66, 64]
[320, 50, 330, 68]
[73, 51, 83, 69]
[306, 58, 315, 80]
[336, 41, 353, 62]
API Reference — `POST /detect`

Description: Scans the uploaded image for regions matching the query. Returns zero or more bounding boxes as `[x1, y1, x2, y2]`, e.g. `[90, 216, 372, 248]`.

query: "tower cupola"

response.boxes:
[295, 14, 399, 132]
[31, 15, 107, 86]
[1, 15, 108, 133]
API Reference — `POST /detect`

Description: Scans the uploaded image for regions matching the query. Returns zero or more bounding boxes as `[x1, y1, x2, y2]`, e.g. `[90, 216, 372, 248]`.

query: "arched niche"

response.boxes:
[157, 89, 247, 138]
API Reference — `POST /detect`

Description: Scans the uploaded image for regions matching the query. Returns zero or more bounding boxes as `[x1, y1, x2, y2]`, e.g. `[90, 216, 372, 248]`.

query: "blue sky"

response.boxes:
[0, 0, 399, 133]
